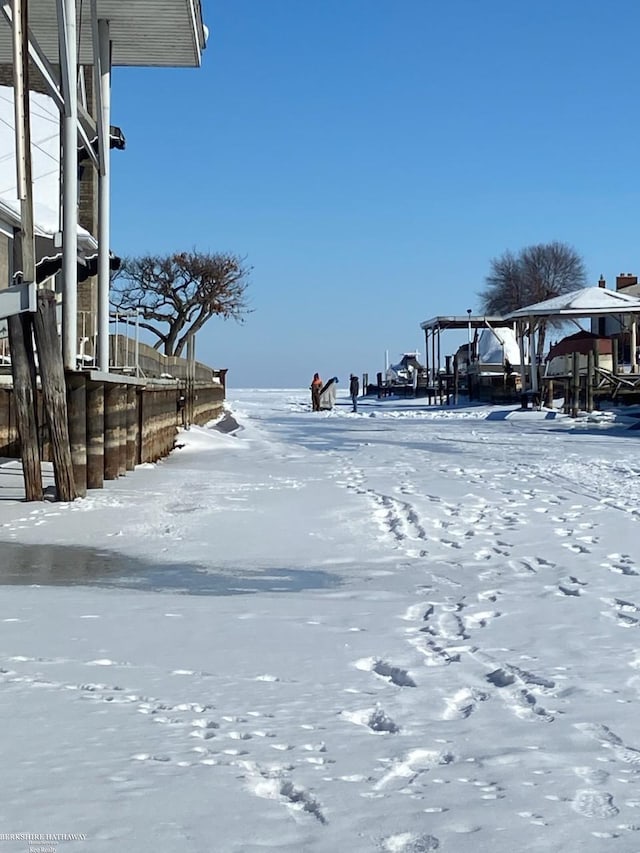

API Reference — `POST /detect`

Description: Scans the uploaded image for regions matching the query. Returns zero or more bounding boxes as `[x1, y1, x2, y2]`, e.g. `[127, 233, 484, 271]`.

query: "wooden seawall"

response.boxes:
[0, 373, 225, 495]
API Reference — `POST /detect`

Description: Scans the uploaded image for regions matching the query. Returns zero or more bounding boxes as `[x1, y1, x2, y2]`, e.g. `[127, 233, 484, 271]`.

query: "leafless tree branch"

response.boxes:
[110, 251, 252, 357]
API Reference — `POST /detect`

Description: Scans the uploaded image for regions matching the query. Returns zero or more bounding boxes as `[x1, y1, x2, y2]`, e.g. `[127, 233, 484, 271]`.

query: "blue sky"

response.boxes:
[110, 0, 640, 388]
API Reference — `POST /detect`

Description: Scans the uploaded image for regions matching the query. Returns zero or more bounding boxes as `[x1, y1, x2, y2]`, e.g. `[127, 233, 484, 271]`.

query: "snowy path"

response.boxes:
[1, 391, 640, 852]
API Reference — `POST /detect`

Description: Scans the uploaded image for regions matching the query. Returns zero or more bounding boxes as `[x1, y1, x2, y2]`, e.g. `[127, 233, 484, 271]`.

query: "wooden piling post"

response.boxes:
[445, 356, 452, 405]
[593, 341, 600, 409]
[166, 389, 176, 455]
[612, 337, 619, 376]
[86, 382, 104, 490]
[135, 388, 142, 465]
[150, 392, 158, 460]
[571, 352, 580, 418]
[8, 0, 42, 501]
[126, 386, 137, 471]
[453, 358, 459, 405]
[66, 372, 87, 497]
[7, 313, 42, 500]
[139, 390, 150, 463]
[546, 378, 554, 409]
[586, 350, 595, 413]
[104, 382, 120, 480]
[32, 291, 77, 501]
[117, 385, 127, 476]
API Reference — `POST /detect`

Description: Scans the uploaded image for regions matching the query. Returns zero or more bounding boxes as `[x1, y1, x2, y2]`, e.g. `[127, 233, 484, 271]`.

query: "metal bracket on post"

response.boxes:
[0, 280, 36, 321]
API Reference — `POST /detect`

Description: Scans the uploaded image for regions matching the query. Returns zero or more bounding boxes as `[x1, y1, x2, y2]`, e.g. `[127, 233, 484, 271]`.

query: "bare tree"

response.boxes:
[519, 242, 586, 305]
[479, 241, 586, 358]
[480, 250, 525, 316]
[111, 251, 251, 357]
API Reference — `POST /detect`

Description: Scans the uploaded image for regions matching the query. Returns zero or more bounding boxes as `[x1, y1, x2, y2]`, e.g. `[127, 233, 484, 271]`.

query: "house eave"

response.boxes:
[0, 0, 207, 68]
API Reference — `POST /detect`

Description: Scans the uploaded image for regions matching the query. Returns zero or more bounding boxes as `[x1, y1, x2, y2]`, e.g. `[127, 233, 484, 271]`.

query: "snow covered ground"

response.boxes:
[2, 389, 640, 852]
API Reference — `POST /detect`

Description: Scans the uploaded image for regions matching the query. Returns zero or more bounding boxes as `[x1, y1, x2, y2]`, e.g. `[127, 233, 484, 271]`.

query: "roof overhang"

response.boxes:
[506, 306, 640, 319]
[510, 308, 640, 319]
[0, 0, 207, 67]
[502, 287, 640, 321]
[420, 315, 507, 332]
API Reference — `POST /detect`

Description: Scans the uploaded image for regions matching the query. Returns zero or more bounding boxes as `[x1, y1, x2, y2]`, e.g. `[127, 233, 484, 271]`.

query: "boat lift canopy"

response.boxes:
[420, 314, 508, 380]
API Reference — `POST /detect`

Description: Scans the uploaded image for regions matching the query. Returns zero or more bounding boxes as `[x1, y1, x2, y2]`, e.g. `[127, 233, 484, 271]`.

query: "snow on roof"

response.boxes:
[0, 85, 93, 245]
[506, 286, 640, 318]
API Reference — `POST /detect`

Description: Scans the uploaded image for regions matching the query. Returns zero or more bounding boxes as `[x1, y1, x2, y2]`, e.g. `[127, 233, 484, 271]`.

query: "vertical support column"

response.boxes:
[103, 382, 120, 479]
[612, 337, 619, 376]
[529, 316, 538, 393]
[135, 387, 142, 465]
[12, 0, 36, 286]
[445, 355, 451, 406]
[138, 389, 149, 463]
[517, 320, 527, 393]
[91, 6, 112, 372]
[134, 309, 140, 375]
[117, 385, 127, 475]
[186, 332, 195, 428]
[587, 350, 595, 413]
[57, 0, 78, 370]
[424, 330, 430, 389]
[66, 372, 87, 496]
[430, 330, 435, 389]
[571, 352, 580, 418]
[86, 381, 104, 489]
[631, 318, 637, 374]
[453, 357, 459, 405]
[126, 385, 136, 470]
[8, 314, 42, 500]
[9, 0, 41, 501]
[163, 390, 173, 456]
[151, 392, 159, 459]
[33, 291, 77, 501]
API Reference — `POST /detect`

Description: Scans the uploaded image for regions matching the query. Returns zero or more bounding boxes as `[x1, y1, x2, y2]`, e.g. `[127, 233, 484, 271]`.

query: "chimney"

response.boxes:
[598, 275, 606, 288]
[616, 273, 638, 290]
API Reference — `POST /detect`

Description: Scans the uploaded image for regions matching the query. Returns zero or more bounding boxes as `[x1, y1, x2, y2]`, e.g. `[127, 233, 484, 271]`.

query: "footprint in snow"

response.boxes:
[572, 789, 619, 818]
[341, 706, 399, 733]
[380, 832, 440, 852]
[574, 766, 610, 786]
[355, 657, 417, 687]
[441, 687, 488, 720]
